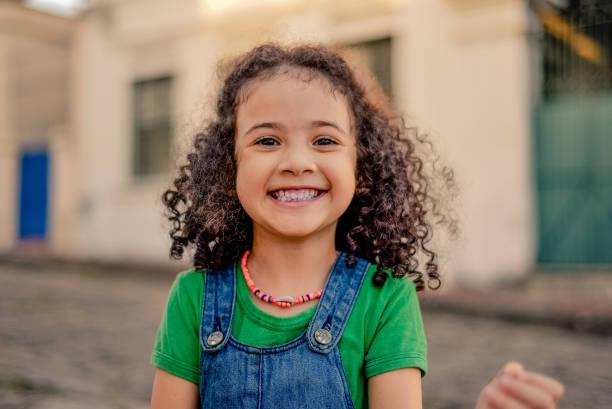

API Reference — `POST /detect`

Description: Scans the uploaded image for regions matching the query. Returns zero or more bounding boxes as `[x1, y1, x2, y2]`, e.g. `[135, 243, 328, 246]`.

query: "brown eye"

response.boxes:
[255, 137, 279, 146]
[314, 137, 337, 146]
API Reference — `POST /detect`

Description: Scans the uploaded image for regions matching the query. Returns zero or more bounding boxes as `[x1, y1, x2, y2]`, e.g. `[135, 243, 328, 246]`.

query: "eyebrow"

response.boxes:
[312, 120, 347, 135]
[243, 120, 347, 137]
[243, 122, 282, 137]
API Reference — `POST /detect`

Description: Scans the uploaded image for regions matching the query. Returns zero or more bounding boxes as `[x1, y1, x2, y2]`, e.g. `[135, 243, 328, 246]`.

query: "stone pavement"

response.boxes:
[420, 270, 612, 337]
[1, 259, 611, 409]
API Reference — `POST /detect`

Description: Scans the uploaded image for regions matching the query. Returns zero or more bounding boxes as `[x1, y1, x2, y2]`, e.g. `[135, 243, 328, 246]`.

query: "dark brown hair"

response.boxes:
[163, 43, 456, 290]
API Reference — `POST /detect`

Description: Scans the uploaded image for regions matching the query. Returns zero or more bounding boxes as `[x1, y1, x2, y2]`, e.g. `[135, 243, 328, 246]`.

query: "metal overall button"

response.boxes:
[207, 331, 224, 346]
[314, 328, 332, 345]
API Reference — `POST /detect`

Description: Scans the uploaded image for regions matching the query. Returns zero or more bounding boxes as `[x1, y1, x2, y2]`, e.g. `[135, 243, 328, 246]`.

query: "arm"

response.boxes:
[151, 368, 199, 409]
[475, 362, 564, 409]
[368, 367, 422, 409]
[150, 271, 203, 408]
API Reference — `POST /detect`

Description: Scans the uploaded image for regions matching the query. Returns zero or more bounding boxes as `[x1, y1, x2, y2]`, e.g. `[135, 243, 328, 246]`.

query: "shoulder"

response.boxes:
[152, 269, 204, 386]
[356, 265, 428, 377]
[159, 269, 205, 342]
[165, 269, 205, 310]
[351, 263, 421, 330]
[352, 263, 422, 337]
[174, 269, 204, 288]
[359, 264, 418, 303]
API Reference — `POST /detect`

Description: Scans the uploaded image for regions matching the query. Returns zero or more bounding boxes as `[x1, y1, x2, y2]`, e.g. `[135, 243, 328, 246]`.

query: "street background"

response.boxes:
[1, 259, 611, 409]
[1, 0, 611, 408]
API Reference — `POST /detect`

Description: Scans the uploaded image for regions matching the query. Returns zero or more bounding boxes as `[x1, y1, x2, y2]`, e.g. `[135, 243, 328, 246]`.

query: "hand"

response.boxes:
[475, 362, 564, 409]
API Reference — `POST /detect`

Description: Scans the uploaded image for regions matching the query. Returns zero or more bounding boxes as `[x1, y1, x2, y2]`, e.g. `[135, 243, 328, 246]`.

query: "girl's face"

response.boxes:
[234, 72, 357, 242]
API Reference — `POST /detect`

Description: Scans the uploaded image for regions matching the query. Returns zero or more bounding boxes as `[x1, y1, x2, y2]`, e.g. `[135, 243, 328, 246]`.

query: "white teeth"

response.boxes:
[272, 189, 319, 202]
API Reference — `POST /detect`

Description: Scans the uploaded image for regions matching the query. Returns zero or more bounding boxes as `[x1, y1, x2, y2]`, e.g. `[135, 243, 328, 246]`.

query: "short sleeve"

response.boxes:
[150, 270, 203, 385]
[364, 277, 428, 378]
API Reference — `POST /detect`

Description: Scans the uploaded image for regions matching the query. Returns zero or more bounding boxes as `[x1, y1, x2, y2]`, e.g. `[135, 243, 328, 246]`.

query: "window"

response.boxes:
[347, 37, 393, 101]
[133, 76, 173, 176]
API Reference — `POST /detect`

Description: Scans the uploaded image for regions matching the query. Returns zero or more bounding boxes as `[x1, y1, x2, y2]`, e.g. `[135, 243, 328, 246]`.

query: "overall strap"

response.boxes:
[200, 262, 236, 352]
[307, 252, 370, 354]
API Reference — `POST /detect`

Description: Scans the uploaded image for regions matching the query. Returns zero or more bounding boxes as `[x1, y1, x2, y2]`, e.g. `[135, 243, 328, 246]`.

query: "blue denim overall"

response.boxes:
[199, 252, 370, 409]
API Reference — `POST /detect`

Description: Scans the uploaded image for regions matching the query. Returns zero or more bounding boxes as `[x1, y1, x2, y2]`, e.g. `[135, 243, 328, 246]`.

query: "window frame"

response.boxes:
[132, 75, 174, 178]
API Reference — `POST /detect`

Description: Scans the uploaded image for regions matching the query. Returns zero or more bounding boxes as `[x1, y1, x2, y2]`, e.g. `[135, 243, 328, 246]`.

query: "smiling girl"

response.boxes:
[150, 43, 563, 409]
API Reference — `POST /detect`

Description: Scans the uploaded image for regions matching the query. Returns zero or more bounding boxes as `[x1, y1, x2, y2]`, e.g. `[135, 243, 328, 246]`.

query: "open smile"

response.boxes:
[268, 188, 327, 203]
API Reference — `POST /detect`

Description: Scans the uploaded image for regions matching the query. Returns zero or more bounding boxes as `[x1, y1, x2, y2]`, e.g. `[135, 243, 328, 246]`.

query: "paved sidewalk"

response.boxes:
[421, 270, 612, 336]
[0, 261, 169, 409]
[1, 258, 611, 408]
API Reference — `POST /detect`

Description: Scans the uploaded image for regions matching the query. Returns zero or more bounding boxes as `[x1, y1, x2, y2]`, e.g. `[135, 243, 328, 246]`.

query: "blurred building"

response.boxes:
[1, 0, 610, 285]
[0, 1, 76, 258]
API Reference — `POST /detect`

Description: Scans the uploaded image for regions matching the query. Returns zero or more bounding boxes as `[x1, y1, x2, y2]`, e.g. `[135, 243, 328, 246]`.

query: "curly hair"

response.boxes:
[162, 43, 456, 291]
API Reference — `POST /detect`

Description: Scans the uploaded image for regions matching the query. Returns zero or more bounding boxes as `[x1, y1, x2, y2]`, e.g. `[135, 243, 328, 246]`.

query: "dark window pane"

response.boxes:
[347, 37, 393, 101]
[133, 76, 173, 176]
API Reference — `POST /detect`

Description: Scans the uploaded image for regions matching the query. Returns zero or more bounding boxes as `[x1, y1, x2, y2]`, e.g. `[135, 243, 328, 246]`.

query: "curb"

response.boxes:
[420, 285, 612, 337]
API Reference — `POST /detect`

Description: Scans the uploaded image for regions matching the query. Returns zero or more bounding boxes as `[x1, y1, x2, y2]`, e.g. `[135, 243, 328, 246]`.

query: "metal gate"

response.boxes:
[532, 0, 612, 264]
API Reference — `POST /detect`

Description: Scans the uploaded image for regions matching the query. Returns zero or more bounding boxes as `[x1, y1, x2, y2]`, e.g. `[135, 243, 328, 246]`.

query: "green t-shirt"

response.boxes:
[151, 263, 427, 409]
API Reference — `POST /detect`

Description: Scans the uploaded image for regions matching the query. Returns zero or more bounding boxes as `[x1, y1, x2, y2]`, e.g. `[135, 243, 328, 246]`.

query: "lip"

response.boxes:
[267, 186, 327, 193]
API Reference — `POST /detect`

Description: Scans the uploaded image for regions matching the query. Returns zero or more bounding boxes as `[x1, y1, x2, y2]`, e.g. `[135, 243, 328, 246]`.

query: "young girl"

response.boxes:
[151, 43, 564, 409]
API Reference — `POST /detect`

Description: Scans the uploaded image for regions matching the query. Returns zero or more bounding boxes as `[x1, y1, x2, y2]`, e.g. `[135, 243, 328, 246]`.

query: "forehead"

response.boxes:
[235, 70, 353, 132]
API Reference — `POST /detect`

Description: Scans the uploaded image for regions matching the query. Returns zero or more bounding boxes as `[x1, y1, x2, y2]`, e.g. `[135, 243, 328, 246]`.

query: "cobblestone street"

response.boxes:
[1, 262, 610, 409]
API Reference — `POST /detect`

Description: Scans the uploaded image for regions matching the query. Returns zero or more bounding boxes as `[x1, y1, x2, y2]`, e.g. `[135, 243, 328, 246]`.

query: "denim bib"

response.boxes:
[199, 252, 370, 409]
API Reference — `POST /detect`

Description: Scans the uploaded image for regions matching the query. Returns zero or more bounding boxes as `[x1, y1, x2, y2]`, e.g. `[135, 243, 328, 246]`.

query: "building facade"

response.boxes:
[0, 2, 76, 258]
[64, 0, 536, 284]
[9, 0, 607, 287]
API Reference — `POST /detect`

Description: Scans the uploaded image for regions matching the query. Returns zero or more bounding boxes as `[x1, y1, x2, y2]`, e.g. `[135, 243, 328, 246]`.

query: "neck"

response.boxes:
[247, 225, 339, 295]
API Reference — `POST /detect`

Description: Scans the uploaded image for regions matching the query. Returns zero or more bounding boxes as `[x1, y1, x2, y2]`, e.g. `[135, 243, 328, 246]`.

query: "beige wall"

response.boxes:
[72, 0, 203, 265]
[0, 33, 17, 250]
[0, 3, 76, 256]
[73, 0, 534, 285]
[399, 0, 534, 285]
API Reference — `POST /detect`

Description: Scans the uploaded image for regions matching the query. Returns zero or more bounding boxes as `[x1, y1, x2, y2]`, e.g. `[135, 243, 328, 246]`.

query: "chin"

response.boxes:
[267, 222, 327, 239]
[276, 228, 320, 239]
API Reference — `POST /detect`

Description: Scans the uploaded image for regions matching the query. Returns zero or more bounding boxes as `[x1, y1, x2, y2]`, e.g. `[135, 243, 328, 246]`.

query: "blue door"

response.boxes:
[19, 150, 49, 240]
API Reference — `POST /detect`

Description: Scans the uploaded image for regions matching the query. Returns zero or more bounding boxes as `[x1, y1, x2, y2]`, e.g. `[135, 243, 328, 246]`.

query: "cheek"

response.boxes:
[235, 173, 257, 220]
[235, 162, 255, 201]
[329, 161, 357, 197]
[234, 154, 269, 211]
[234, 156, 249, 201]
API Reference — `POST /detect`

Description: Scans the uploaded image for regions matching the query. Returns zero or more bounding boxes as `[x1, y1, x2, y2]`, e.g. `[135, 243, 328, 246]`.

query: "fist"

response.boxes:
[475, 362, 564, 409]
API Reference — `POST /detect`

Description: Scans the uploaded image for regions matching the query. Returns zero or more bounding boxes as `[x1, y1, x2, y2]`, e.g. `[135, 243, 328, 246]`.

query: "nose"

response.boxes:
[278, 141, 316, 176]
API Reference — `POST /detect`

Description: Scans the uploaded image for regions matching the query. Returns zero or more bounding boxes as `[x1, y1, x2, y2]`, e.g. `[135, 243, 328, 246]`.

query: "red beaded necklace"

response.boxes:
[241, 250, 323, 308]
